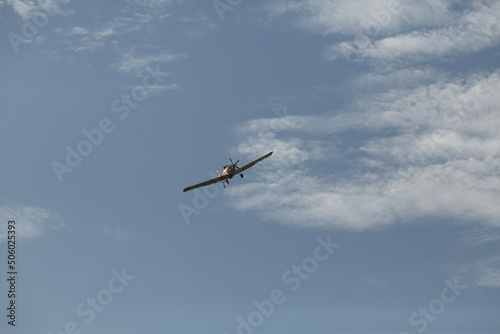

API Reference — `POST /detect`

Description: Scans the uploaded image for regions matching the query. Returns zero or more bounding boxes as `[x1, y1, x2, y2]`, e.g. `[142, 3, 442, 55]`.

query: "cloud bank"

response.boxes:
[227, 0, 500, 231]
[230, 70, 500, 230]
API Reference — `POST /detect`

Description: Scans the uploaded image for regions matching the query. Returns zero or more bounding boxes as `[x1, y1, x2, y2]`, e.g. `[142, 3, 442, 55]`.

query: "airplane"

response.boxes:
[183, 151, 273, 192]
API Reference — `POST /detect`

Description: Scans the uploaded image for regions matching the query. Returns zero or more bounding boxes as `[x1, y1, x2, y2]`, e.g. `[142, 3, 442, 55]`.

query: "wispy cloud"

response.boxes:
[265, 1, 500, 64]
[265, 0, 451, 36]
[6, 0, 72, 20]
[125, 0, 184, 7]
[114, 52, 184, 75]
[455, 226, 500, 289]
[460, 227, 500, 247]
[127, 83, 180, 97]
[178, 11, 216, 38]
[0, 202, 64, 242]
[456, 255, 500, 288]
[360, 276, 387, 290]
[229, 71, 500, 230]
[327, 4, 500, 63]
[350, 67, 441, 93]
[96, 225, 136, 241]
[53, 14, 155, 52]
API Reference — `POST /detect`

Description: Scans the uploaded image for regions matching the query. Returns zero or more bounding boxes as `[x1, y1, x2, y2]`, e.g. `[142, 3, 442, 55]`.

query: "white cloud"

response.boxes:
[7, 0, 70, 20]
[265, 0, 500, 64]
[126, 0, 183, 7]
[265, 0, 451, 36]
[114, 52, 183, 75]
[127, 83, 179, 97]
[229, 71, 500, 230]
[7, 0, 36, 19]
[328, 5, 500, 62]
[53, 14, 154, 52]
[0, 202, 64, 242]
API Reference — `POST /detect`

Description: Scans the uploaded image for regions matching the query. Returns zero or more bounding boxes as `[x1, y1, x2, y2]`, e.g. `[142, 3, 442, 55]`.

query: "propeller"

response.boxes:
[229, 158, 240, 168]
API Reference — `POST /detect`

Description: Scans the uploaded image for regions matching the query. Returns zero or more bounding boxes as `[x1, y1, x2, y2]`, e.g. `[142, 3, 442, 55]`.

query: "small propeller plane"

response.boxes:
[183, 151, 273, 192]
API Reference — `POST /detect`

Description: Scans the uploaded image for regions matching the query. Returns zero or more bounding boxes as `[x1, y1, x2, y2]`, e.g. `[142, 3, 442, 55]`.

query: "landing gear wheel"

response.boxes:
[240, 174, 244, 178]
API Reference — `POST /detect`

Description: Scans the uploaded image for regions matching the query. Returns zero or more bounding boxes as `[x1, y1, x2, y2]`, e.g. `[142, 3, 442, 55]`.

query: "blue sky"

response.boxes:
[1, 0, 499, 333]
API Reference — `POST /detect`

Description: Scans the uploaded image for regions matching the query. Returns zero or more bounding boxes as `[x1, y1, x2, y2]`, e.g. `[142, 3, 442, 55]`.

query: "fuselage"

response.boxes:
[222, 164, 236, 178]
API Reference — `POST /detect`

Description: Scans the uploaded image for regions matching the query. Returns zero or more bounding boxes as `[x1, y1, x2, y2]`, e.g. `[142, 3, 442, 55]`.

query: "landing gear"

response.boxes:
[240, 174, 244, 178]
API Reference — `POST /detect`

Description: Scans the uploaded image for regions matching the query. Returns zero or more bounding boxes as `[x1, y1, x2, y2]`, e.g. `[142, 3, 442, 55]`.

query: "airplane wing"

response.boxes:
[234, 151, 273, 175]
[183, 174, 229, 193]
